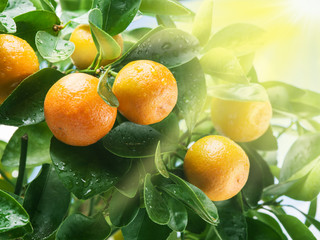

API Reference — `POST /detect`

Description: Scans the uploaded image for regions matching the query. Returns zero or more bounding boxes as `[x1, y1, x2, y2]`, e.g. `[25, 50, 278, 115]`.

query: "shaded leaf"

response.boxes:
[246, 217, 283, 240]
[50, 137, 131, 199]
[23, 164, 70, 240]
[0, 68, 64, 127]
[140, 0, 191, 15]
[56, 213, 110, 240]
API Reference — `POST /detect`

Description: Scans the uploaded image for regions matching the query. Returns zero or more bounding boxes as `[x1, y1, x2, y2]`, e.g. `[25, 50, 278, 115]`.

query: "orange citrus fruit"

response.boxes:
[0, 34, 39, 103]
[69, 24, 123, 69]
[184, 135, 250, 201]
[211, 98, 272, 142]
[112, 60, 178, 125]
[44, 73, 117, 146]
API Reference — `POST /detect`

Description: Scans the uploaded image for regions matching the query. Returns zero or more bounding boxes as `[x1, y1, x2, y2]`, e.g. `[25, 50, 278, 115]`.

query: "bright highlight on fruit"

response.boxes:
[69, 24, 123, 69]
[44, 73, 117, 146]
[0, 34, 39, 104]
[112, 60, 178, 125]
[211, 97, 272, 142]
[184, 135, 250, 201]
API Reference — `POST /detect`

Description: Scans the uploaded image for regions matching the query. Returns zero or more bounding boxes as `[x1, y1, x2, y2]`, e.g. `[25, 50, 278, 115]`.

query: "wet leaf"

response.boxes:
[140, 0, 191, 16]
[0, 14, 16, 33]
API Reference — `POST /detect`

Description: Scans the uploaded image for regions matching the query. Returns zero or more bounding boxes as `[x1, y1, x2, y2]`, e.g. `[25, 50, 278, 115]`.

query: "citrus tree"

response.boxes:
[0, 0, 320, 239]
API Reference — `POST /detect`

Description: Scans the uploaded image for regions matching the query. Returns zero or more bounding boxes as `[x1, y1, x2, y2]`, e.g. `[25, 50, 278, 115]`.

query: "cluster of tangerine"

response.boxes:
[0, 24, 273, 202]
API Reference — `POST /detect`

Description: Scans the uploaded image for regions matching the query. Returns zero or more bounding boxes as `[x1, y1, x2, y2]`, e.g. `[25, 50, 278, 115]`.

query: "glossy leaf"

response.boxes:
[246, 217, 283, 240]
[162, 192, 188, 232]
[263, 81, 320, 118]
[35, 31, 74, 63]
[171, 58, 206, 131]
[154, 142, 169, 178]
[0, 190, 32, 239]
[140, 0, 191, 16]
[208, 83, 270, 102]
[2, 0, 36, 18]
[275, 214, 316, 240]
[144, 174, 170, 225]
[156, 15, 176, 28]
[92, 0, 141, 36]
[23, 164, 70, 240]
[98, 69, 119, 107]
[109, 190, 140, 227]
[56, 213, 110, 240]
[214, 196, 247, 240]
[206, 23, 265, 56]
[246, 210, 287, 240]
[122, 27, 153, 43]
[287, 205, 320, 232]
[192, 0, 213, 46]
[0, 0, 8, 12]
[0, 68, 64, 127]
[1, 123, 52, 168]
[262, 178, 302, 201]
[122, 208, 171, 240]
[14, 10, 60, 48]
[200, 48, 248, 83]
[113, 27, 200, 70]
[150, 113, 180, 144]
[50, 137, 131, 199]
[158, 173, 219, 225]
[88, 8, 121, 60]
[0, 14, 16, 33]
[103, 122, 168, 158]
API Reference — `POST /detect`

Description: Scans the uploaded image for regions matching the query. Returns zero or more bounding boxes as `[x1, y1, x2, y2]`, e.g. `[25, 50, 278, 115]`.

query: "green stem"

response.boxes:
[65, 69, 75, 74]
[277, 121, 295, 139]
[109, 70, 118, 78]
[88, 54, 100, 70]
[62, 20, 71, 29]
[94, 54, 102, 71]
[0, 169, 14, 186]
[88, 197, 95, 216]
[78, 69, 96, 74]
[14, 134, 28, 196]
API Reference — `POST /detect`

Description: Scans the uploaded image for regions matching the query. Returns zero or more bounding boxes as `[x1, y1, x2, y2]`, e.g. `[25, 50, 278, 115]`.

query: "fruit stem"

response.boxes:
[88, 54, 100, 70]
[94, 55, 102, 71]
[109, 70, 118, 78]
[14, 134, 28, 196]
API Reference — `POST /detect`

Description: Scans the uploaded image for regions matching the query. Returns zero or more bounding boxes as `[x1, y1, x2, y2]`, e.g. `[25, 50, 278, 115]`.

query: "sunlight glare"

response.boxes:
[290, 0, 320, 22]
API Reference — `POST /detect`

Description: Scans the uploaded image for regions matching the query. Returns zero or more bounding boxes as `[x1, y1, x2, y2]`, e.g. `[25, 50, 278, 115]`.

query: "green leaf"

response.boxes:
[2, 0, 36, 18]
[35, 31, 74, 63]
[23, 164, 70, 240]
[56, 213, 110, 240]
[162, 192, 187, 232]
[262, 178, 302, 201]
[109, 190, 140, 227]
[158, 173, 219, 225]
[287, 205, 320, 232]
[0, 140, 6, 159]
[208, 83, 270, 102]
[206, 23, 265, 56]
[88, 8, 122, 60]
[0, 189, 32, 239]
[281, 133, 320, 181]
[192, 0, 213, 46]
[103, 122, 168, 158]
[171, 58, 206, 131]
[92, 0, 141, 36]
[150, 113, 180, 143]
[140, 0, 191, 15]
[50, 137, 131, 199]
[144, 174, 170, 225]
[247, 126, 278, 151]
[0, 68, 64, 127]
[241, 144, 274, 206]
[154, 142, 169, 178]
[122, 27, 153, 43]
[122, 208, 171, 240]
[115, 162, 140, 198]
[98, 69, 119, 107]
[156, 15, 176, 28]
[246, 210, 287, 239]
[263, 81, 320, 118]
[306, 198, 317, 227]
[0, 14, 16, 33]
[246, 217, 283, 240]
[214, 195, 247, 240]
[200, 48, 248, 83]
[1, 123, 52, 168]
[0, 0, 8, 12]
[14, 10, 60, 48]
[238, 53, 255, 75]
[274, 214, 316, 240]
[113, 27, 200, 70]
